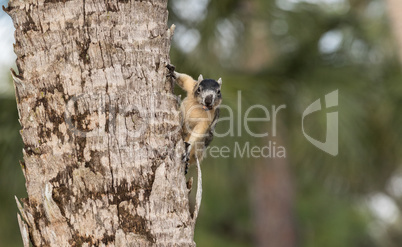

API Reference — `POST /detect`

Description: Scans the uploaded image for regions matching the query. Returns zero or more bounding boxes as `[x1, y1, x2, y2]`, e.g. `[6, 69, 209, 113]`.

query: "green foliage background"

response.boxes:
[1, 0, 402, 246]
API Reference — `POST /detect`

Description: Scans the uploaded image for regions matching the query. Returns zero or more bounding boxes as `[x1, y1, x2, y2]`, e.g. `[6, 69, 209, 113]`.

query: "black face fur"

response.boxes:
[194, 79, 222, 111]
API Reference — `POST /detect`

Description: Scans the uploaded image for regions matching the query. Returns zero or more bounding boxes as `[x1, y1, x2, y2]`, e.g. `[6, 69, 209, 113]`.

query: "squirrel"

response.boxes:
[166, 64, 222, 174]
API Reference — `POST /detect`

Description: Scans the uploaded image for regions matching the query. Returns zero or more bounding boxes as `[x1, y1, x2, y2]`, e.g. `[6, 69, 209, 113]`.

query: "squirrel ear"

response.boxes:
[217, 78, 222, 85]
[198, 74, 204, 83]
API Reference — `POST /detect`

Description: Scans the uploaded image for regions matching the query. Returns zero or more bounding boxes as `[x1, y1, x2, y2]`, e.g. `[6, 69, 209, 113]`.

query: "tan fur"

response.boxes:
[175, 72, 217, 164]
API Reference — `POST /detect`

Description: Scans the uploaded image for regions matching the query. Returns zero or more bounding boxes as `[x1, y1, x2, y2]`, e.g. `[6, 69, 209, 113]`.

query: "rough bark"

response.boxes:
[6, 0, 196, 246]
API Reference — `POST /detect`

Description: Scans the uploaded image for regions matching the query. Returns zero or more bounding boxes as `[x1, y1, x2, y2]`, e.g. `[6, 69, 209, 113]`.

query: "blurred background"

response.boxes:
[1, 0, 402, 246]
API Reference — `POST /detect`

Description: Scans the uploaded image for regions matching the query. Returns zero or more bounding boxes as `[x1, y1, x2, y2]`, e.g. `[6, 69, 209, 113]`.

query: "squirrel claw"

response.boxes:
[182, 142, 191, 174]
[182, 155, 189, 174]
[166, 64, 176, 79]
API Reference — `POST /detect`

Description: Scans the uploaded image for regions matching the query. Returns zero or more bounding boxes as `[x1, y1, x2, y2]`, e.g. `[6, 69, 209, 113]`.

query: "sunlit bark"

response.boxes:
[6, 0, 196, 245]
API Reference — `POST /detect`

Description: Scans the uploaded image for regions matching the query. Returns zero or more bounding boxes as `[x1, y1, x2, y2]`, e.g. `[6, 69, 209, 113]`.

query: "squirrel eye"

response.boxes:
[217, 90, 221, 94]
[197, 87, 201, 93]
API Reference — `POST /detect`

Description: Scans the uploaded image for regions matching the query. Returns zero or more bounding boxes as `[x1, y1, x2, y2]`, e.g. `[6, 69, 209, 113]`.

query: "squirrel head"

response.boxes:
[193, 77, 222, 111]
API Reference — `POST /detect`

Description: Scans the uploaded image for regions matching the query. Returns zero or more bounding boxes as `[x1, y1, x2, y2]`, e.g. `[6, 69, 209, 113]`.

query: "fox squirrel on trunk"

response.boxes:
[166, 64, 222, 174]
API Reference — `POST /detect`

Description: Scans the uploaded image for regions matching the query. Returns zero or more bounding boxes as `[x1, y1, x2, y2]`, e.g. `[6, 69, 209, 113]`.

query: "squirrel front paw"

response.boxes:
[166, 64, 176, 79]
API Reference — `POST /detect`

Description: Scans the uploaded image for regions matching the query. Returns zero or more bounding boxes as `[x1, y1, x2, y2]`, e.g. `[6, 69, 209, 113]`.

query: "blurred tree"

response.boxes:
[385, 0, 402, 62]
[168, 0, 402, 246]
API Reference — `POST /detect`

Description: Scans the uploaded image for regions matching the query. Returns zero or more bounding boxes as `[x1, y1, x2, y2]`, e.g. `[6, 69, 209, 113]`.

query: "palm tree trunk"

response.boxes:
[252, 137, 297, 247]
[386, 0, 402, 62]
[5, 0, 195, 246]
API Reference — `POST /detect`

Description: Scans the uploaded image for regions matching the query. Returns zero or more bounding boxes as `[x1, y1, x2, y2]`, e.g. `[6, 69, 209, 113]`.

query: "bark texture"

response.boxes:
[6, 0, 196, 246]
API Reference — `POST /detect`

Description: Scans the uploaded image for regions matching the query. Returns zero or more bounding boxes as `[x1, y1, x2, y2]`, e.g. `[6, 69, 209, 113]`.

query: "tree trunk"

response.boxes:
[252, 136, 296, 247]
[238, 2, 297, 244]
[5, 0, 196, 246]
[386, 0, 402, 62]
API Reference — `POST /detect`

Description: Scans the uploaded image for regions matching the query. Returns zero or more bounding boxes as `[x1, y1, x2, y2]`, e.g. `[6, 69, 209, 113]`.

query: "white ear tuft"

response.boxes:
[217, 78, 222, 85]
[198, 74, 204, 82]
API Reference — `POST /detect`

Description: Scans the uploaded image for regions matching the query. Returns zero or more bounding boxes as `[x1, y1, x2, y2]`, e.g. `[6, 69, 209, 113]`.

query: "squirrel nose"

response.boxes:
[205, 95, 213, 105]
